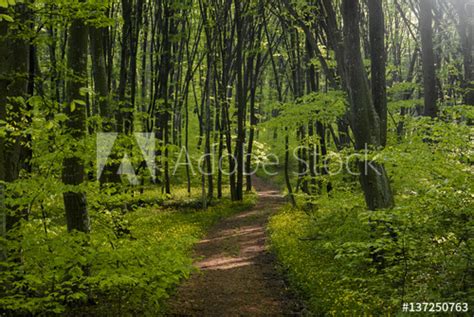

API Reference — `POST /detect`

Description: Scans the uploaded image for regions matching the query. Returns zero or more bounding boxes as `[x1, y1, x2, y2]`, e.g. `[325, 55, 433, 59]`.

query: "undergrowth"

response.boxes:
[0, 187, 256, 316]
[267, 108, 474, 315]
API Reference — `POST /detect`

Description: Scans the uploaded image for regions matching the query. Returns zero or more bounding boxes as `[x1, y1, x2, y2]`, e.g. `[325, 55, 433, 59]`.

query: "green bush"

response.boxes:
[268, 109, 474, 315]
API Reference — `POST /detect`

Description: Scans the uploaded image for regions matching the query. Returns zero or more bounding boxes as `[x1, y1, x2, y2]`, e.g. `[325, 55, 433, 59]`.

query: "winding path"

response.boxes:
[166, 178, 303, 316]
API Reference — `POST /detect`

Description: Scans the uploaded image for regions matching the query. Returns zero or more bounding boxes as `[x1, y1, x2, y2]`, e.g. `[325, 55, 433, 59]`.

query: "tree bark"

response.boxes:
[90, 27, 111, 128]
[341, 0, 394, 210]
[62, 10, 90, 233]
[420, 0, 438, 118]
[285, 128, 296, 207]
[368, 0, 388, 146]
[234, 0, 245, 201]
[117, 0, 132, 133]
[0, 5, 30, 257]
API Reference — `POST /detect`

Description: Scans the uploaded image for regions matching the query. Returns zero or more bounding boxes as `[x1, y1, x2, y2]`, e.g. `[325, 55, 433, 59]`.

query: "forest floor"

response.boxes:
[166, 178, 304, 316]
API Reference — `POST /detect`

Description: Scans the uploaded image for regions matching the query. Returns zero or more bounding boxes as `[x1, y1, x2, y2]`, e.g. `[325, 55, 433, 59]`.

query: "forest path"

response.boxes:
[166, 177, 303, 316]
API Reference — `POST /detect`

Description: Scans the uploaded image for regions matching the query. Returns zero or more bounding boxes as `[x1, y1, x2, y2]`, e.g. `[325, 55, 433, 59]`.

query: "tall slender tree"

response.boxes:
[62, 5, 90, 233]
[420, 0, 438, 118]
[234, 0, 246, 201]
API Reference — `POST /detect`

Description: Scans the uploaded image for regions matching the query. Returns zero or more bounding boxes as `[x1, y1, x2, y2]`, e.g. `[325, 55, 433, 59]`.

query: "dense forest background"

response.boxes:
[0, 0, 473, 315]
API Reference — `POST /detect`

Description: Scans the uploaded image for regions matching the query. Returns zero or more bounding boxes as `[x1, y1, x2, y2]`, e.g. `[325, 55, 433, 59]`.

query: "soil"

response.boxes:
[166, 177, 305, 316]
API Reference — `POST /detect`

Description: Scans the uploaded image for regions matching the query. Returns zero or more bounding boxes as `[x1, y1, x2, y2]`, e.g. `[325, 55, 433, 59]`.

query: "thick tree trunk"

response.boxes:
[341, 0, 394, 211]
[0, 11, 29, 183]
[0, 6, 30, 247]
[0, 5, 30, 261]
[62, 12, 90, 233]
[368, 0, 388, 146]
[420, 0, 438, 118]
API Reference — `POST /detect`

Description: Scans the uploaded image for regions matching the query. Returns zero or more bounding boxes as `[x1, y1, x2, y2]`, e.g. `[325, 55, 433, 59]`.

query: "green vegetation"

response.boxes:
[268, 107, 473, 315]
[1, 188, 256, 315]
[1, 0, 473, 315]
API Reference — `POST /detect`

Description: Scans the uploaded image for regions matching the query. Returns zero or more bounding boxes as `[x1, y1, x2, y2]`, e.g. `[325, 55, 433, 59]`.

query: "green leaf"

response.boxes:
[45, 121, 54, 130]
[0, 14, 13, 22]
[72, 99, 86, 106]
[0, 0, 8, 8]
[79, 87, 92, 96]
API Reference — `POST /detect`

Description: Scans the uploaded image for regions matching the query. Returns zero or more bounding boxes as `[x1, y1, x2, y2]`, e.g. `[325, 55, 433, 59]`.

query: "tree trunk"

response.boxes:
[234, 0, 245, 201]
[117, 0, 132, 133]
[341, 0, 394, 211]
[205, 49, 214, 201]
[0, 5, 31, 257]
[420, 0, 438, 118]
[155, 3, 173, 195]
[1, 5, 31, 226]
[62, 10, 90, 233]
[90, 27, 111, 128]
[246, 70, 258, 192]
[285, 128, 296, 207]
[368, 0, 388, 146]
[129, 0, 144, 134]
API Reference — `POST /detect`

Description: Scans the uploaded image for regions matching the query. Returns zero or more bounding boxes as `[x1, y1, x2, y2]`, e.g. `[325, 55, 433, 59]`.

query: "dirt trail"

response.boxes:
[166, 178, 303, 316]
